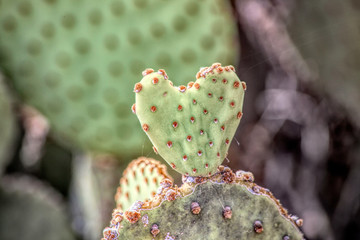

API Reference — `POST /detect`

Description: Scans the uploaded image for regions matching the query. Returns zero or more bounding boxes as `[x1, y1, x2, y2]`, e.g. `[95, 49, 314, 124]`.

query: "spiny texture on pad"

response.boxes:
[0, 175, 75, 240]
[115, 157, 172, 211]
[103, 167, 304, 240]
[0, 77, 16, 175]
[0, 0, 238, 159]
[134, 64, 246, 176]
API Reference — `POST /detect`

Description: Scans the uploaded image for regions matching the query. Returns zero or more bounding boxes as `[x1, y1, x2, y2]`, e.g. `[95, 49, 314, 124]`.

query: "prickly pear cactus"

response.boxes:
[0, 175, 75, 240]
[103, 63, 303, 239]
[0, 0, 238, 159]
[0, 76, 16, 175]
[103, 167, 304, 240]
[134, 63, 246, 176]
[115, 157, 172, 211]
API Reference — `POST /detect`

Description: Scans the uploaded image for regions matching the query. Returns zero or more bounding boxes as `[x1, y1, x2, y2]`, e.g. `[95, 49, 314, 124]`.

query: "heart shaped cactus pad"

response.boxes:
[134, 63, 246, 176]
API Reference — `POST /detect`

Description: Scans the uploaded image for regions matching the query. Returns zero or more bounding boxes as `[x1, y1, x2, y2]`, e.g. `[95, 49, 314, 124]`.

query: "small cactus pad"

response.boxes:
[135, 63, 246, 176]
[103, 167, 304, 239]
[115, 157, 173, 211]
[0, 0, 238, 158]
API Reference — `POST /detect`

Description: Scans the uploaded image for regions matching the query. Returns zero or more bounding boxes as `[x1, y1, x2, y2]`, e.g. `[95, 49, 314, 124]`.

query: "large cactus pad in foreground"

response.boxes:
[103, 166, 304, 240]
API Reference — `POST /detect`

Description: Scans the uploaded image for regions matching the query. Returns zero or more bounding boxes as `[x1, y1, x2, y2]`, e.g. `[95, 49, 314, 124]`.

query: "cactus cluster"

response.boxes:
[0, 0, 238, 159]
[103, 161, 304, 240]
[115, 157, 172, 211]
[134, 63, 246, 176]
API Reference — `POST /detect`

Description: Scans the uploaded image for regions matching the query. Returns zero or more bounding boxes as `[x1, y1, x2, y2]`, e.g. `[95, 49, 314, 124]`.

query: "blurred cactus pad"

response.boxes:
[0, 0, 238, 159]
[0, 76, 16, 175]
[103, 163, 304, 240]
[0, 175, 75, 240]
[134, 64, 245, 176]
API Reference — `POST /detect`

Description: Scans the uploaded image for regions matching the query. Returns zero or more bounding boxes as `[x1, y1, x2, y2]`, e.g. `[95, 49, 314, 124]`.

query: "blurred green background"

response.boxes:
[0, 0, 359, 239]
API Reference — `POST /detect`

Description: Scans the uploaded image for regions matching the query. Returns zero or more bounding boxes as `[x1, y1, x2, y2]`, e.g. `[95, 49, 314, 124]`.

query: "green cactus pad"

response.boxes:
[134, 64, 246, 176]
[103, 167, 304, 240]
[115, 157, 173, 211]
[0, 175, 75, 240]
[0, 0, 238, 159]
[0, 76, 17, 176]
